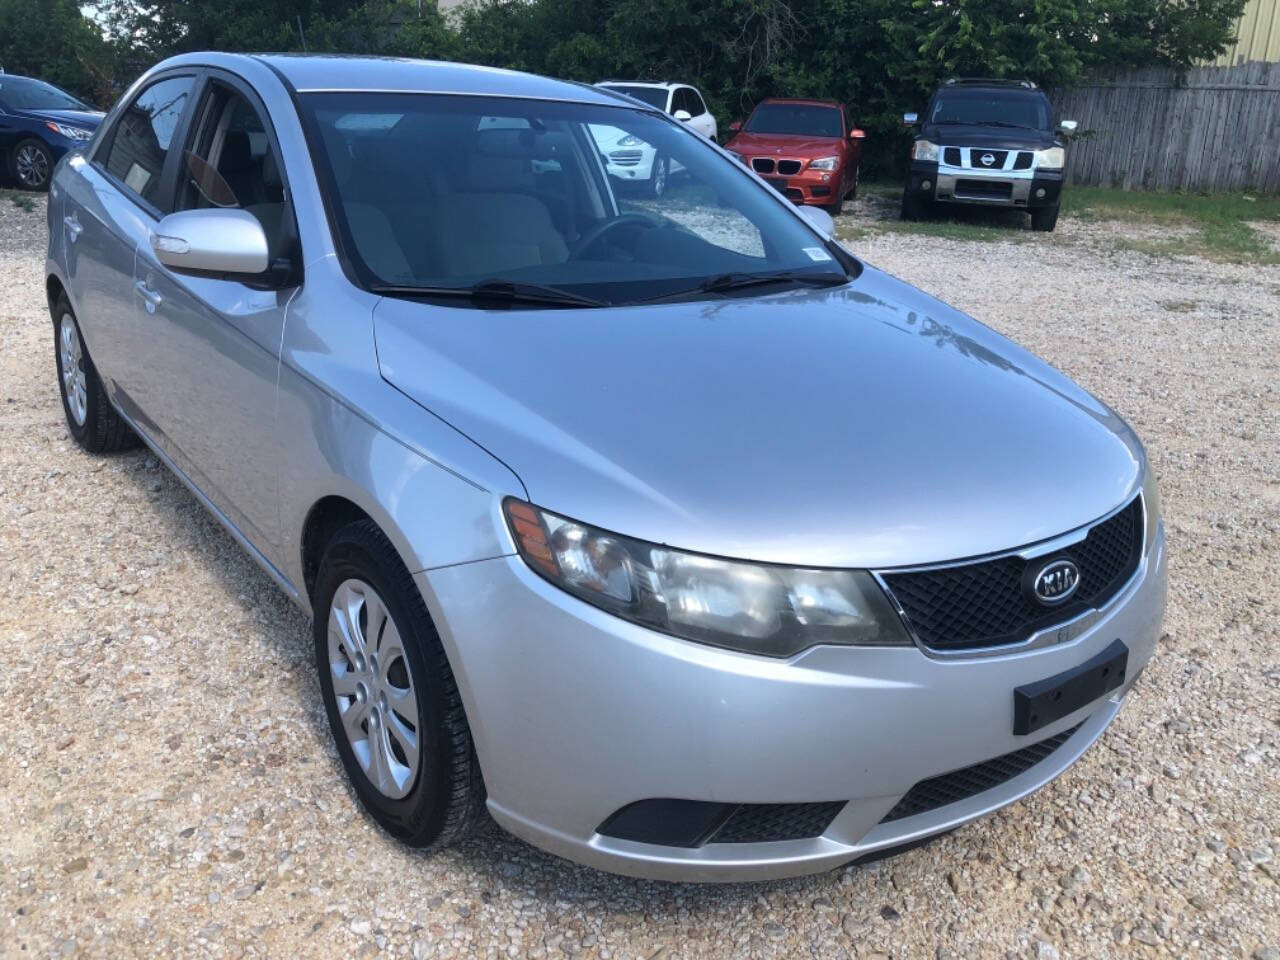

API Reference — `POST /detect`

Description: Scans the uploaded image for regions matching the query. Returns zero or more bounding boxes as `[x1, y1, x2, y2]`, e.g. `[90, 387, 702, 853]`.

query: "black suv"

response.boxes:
[901, 79, 1076, 232]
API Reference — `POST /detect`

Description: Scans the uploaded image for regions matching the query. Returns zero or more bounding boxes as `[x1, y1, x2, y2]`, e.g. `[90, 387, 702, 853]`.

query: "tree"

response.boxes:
[0, 0, 117, 104]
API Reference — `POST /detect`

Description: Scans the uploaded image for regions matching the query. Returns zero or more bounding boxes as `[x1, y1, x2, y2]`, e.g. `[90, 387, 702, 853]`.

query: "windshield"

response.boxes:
[745, 103, 842, 138]
[0, 76, 90, 111]
[301, 93, 851, 306]
[929, 91, 1050, 130]
[599, 84, 668, 110]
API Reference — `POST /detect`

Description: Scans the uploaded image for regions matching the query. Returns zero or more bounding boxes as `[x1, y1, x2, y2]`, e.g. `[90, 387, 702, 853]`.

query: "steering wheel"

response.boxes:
[569, 211, 664, 260]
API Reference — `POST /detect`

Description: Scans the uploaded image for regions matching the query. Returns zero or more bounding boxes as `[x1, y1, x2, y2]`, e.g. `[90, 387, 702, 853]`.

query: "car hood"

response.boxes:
[922, 124, 1055, 149]
[372, 266, 1143, 568]
[12, 107, 104, 128]
[727, 132, 844, 157]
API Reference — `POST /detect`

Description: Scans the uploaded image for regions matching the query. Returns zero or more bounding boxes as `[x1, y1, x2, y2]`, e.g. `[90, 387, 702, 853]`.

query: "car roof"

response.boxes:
[598, 81, 679, 90]
[756, 97, 840, 108]
[157, 52, 650, 110]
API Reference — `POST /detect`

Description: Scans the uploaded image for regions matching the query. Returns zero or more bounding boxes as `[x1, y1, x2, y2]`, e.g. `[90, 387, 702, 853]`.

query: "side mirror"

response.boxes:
[673, 109, 693, 122]
[850, 128, 867, 140]
[903, 112, 919, 125]
[728, 120, 742, 133]
[797, 205, 835, 237]
[150, 208, 270, 278]
[1059, 119, 1078, 133]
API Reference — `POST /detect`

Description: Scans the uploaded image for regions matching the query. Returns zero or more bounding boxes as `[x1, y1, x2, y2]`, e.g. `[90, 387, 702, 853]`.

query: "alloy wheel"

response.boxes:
[652, 157, 667, 197]
[15, 144, 49, 189]
[59, 314, 87, 426]
[327, 578, 421, 799]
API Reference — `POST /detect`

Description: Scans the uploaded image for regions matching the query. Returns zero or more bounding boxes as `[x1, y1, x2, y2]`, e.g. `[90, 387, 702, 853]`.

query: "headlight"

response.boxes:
[809, 156, 839, 171]
[911, 139, 940, 162]
[1034, 146, 1065, 170]
[505, 500, 911, 657]
[617, 134, 646, 147]
[46, 122, 93, 141]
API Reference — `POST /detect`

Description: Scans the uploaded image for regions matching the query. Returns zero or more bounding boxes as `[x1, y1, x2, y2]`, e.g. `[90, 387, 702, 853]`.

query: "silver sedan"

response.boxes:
[44, 53, 1166, 881]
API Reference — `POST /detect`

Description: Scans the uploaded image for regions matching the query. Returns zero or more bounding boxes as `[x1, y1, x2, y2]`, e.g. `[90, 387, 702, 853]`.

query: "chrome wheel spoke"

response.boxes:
[326, 577, 422, 800]
[58, 315, 87, 426]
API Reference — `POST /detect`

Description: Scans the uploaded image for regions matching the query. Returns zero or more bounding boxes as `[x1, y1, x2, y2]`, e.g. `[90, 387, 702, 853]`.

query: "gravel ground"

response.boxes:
[1, 191, 1277, 960]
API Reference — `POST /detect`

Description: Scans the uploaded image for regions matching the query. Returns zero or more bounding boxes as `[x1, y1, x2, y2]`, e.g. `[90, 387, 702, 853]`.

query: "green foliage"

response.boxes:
[0, 0, 118, 105]
[2, 0, 1251, 176]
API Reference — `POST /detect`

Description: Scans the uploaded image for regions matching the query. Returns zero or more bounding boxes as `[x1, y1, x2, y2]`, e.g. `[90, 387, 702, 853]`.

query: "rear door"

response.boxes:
[130, 73, 299, 551]
[62, 72, 199, 432]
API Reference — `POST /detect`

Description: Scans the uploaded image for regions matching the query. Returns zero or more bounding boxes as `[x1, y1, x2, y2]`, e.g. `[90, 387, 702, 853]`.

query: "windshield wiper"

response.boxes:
[636, 269, 849, 304]
[371, 279, 605, 308]
[935, 119, 1037, 130]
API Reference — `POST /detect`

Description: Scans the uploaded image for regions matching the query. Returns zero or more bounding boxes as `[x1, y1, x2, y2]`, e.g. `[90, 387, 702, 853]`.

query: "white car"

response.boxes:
[591, 81, 718, 197]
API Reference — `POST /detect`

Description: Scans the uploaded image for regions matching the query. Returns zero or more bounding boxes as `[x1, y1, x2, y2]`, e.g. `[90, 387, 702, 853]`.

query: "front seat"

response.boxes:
[430, 192, 567, 277]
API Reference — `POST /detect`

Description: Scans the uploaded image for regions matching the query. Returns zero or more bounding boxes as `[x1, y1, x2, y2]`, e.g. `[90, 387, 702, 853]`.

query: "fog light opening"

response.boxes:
[921, 179, 932, 191]
[1035, 188, 1046, 199]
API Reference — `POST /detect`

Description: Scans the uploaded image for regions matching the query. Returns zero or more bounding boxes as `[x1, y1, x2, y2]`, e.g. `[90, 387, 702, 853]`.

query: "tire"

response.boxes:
[51, 295, 138, 453]
[1031, 205, 1060, 232]
[825, 195, 844, 216]
[647, 154, 668, 198]
[11, 138, 53, 191]
[901, 191, 928, 222]
[845, 165, 860, 201]
[313, 519, 485, 849]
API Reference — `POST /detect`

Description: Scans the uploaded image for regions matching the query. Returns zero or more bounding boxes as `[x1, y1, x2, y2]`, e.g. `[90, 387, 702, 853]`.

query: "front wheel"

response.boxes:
[1031, 205, 1060, 232]
[845, 165, 860, 201]
[647, 154, 668, 198]
[313, 520, 486, 848]
[11, 138, 53, 191]
[901, 191, 929, 222]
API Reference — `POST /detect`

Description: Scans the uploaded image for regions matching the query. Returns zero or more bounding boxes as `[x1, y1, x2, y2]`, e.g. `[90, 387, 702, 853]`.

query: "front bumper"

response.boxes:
[604, 151, 657, 182]
[420, 523, 1166, 881]
[907, 159, 1063, 209]
[731, 153, 842, 206]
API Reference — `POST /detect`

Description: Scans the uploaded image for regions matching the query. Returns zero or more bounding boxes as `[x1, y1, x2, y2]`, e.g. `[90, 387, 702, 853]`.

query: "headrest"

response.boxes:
[221, 130, 253, 171]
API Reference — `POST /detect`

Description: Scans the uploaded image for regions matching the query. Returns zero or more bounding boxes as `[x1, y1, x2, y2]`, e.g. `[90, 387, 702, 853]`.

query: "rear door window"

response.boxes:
[102, 75, 195, 209]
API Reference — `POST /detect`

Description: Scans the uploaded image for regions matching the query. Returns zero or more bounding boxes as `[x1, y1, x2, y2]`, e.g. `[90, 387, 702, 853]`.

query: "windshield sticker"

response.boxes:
[803, 247, 833, 262]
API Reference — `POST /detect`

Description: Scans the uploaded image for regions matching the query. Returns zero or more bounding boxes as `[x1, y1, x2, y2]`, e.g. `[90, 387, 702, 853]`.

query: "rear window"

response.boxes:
[745, 103, 842, 138]
[599, 85, 668, 110]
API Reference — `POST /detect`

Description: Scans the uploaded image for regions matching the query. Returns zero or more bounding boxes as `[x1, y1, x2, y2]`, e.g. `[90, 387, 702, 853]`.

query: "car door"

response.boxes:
[129, 74, 299, 553]
[61, 72, 199, 431]
[684, 87, 717, 141]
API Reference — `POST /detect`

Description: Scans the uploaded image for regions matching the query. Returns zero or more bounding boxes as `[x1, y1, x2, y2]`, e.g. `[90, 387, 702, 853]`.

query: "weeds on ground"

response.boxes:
[1061, 188, 1280, 265]
[1, 189, 36, 212]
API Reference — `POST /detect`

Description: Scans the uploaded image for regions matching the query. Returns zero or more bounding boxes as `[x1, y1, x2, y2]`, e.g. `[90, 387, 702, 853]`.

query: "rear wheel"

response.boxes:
[313, 520, 486, 848]
[11, 138, 53, 191]
[52, 296, 138, 452]
[1031, 204, 1060, 232]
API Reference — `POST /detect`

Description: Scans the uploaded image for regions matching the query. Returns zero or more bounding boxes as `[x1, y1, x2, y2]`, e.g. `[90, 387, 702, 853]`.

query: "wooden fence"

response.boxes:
[1049, 62, 1280, 192]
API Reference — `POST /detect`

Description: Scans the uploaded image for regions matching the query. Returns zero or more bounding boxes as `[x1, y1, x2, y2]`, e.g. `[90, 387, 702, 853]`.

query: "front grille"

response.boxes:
[609, 149, 642, 166]
[710, 802, 846, 844]
[944, 147, 962, 166]
[777, 159, 802, 175]
[1013, 151, 1033, 170]
[968, 148, 1009, 168]
[880, 496, 1144, 651]
[955, 178, 1013, 199]
[880, 723, 1082, 823]
[751, 157, 775, 174]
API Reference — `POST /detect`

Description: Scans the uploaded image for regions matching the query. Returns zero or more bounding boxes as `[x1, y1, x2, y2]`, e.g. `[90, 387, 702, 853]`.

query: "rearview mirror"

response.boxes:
[850, 128, 867, 140]
[728, 120, 742, 133]
[673, 109, 693, 122]
[150, 208, 269, 278]
[797, 205, 834, 237]
[1059, 119, 1078, 133]
[903, 112, 919, 125]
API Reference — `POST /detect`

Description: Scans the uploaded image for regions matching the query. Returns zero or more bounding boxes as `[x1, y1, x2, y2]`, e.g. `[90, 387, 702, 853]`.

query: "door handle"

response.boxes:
[135, 278, 164, 313]
[64, 214, 83, 242]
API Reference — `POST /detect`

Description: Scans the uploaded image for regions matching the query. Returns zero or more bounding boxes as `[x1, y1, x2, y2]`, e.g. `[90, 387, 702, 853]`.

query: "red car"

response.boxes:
[725, 98, 865, 214]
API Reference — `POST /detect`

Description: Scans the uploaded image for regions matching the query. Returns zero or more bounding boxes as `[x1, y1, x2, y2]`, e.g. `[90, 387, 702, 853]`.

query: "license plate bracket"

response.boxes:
[1013, 639, 1128, 736]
